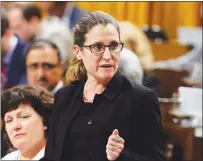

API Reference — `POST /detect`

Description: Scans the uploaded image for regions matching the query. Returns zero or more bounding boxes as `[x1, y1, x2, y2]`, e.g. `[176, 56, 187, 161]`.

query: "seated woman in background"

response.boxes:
[1, 85, 53, 160]
[119, 21, 161, 95]
[118, 21, 154, 70]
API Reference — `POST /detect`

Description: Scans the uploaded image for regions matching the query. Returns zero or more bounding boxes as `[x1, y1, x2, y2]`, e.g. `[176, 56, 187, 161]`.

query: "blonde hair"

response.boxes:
[119, 21, 153, 69]
[65, 56, 87, 85]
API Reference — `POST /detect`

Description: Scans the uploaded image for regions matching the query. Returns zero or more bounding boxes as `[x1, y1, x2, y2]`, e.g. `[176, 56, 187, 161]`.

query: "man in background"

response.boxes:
[26, 39, 64, 95]
[39, 1, 86, 29]
[7, 2, 73, 67]
[1, 9, 29, 89]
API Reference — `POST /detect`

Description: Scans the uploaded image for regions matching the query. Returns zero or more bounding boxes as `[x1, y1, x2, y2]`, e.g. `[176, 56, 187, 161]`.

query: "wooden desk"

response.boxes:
[162, 122, 195, 160]
[151, 41, 190, 62]
[150, 68, 189, 97]
[193, 136, 203, 161]
[159, 98, 202, 161]
[159, 101, 196, 161]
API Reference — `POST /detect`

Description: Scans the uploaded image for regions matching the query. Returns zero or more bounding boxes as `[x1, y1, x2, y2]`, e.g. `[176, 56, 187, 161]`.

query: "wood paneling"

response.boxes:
[75, 2, 202, 39]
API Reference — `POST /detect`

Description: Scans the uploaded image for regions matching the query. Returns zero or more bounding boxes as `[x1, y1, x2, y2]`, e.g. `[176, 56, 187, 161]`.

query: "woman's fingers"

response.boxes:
[106, 146, 120, 161]
[107, 139, 124, 150]
[106, 129, 125, 160]
[109, 134, 125, 144]
[106, 143, 123, 153]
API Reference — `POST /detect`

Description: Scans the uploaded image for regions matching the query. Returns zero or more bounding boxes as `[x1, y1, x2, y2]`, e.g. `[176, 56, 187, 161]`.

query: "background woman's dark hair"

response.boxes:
[1, 85, 54, 148]
[66, 11, 120, 84]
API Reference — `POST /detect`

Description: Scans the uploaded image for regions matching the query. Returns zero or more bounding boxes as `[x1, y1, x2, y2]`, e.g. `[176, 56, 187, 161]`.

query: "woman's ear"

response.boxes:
[73, 45, 82, 60]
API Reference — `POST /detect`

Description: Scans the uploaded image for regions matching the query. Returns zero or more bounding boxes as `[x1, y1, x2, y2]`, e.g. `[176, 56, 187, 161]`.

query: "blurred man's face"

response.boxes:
[8, 8, 34, 41]
[26, 47, 64, 91]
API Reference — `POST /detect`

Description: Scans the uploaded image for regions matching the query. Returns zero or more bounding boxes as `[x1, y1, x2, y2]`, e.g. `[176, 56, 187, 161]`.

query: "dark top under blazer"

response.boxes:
[40, 72, 166, 161]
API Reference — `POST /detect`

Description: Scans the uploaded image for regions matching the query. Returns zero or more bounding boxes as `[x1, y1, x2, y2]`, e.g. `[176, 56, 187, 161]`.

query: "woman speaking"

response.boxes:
[40, 11, 166, 161]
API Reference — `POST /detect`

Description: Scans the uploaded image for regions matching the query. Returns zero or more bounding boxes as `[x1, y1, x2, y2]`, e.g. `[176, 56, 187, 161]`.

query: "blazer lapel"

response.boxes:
[54, 86, 83, 160]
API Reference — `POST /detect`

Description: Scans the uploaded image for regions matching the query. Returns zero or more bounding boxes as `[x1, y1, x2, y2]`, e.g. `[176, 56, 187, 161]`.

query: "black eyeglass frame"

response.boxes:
[81, 42, 124, 55]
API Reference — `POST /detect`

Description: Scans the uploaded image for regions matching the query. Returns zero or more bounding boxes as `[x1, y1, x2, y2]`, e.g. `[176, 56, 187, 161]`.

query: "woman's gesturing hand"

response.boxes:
[106, 129, 125, 161]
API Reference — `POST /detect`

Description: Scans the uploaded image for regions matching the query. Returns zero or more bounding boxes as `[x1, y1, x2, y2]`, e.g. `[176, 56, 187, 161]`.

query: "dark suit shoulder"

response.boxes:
[51, 81, 82, 113]
[73, 6, 87, 16]
[123, 76, 156, 99]
[124, 78, 161, 121]
[56, 81, 80, 94]
[54, 81, 83, 102]
[121, 76, 159, 112]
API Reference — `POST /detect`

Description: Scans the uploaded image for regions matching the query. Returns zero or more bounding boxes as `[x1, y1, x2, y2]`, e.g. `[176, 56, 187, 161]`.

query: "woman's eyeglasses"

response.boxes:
[82, 42, 124, 55]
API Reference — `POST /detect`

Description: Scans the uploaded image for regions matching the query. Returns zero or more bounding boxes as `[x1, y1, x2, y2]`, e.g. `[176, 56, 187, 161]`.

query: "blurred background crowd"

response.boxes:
[1, 1, 202, 161]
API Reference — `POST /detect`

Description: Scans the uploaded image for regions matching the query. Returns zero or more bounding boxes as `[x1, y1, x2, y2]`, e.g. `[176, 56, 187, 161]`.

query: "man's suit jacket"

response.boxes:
[6, 37, 29, 88]
[40, 72, 166, 161]
[69, 6, 86, 29]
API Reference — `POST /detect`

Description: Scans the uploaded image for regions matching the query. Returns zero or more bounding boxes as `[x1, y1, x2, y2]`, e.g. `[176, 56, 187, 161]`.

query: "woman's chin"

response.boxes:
[12, 139, 28, 150]
[100, 72, 115, 81]
[13, 143, 26, 151]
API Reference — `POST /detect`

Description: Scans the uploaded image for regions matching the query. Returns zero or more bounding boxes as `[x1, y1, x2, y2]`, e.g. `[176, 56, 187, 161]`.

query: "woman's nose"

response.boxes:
[102, 47, 112, 60]
[13, 120, 22, 131]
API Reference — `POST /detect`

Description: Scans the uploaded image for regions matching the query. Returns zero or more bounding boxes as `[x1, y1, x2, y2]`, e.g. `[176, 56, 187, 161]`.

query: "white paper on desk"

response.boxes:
[178, 87, 202, 126]
[177, 27, 202, 46]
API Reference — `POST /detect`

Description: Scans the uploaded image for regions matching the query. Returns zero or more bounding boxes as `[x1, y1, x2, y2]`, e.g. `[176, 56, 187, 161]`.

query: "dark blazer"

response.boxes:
[143, 71, 161, 96]
[69, 6, 86, 29]
[6, 36, 29, 88]
[40, 72, 166, 161]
